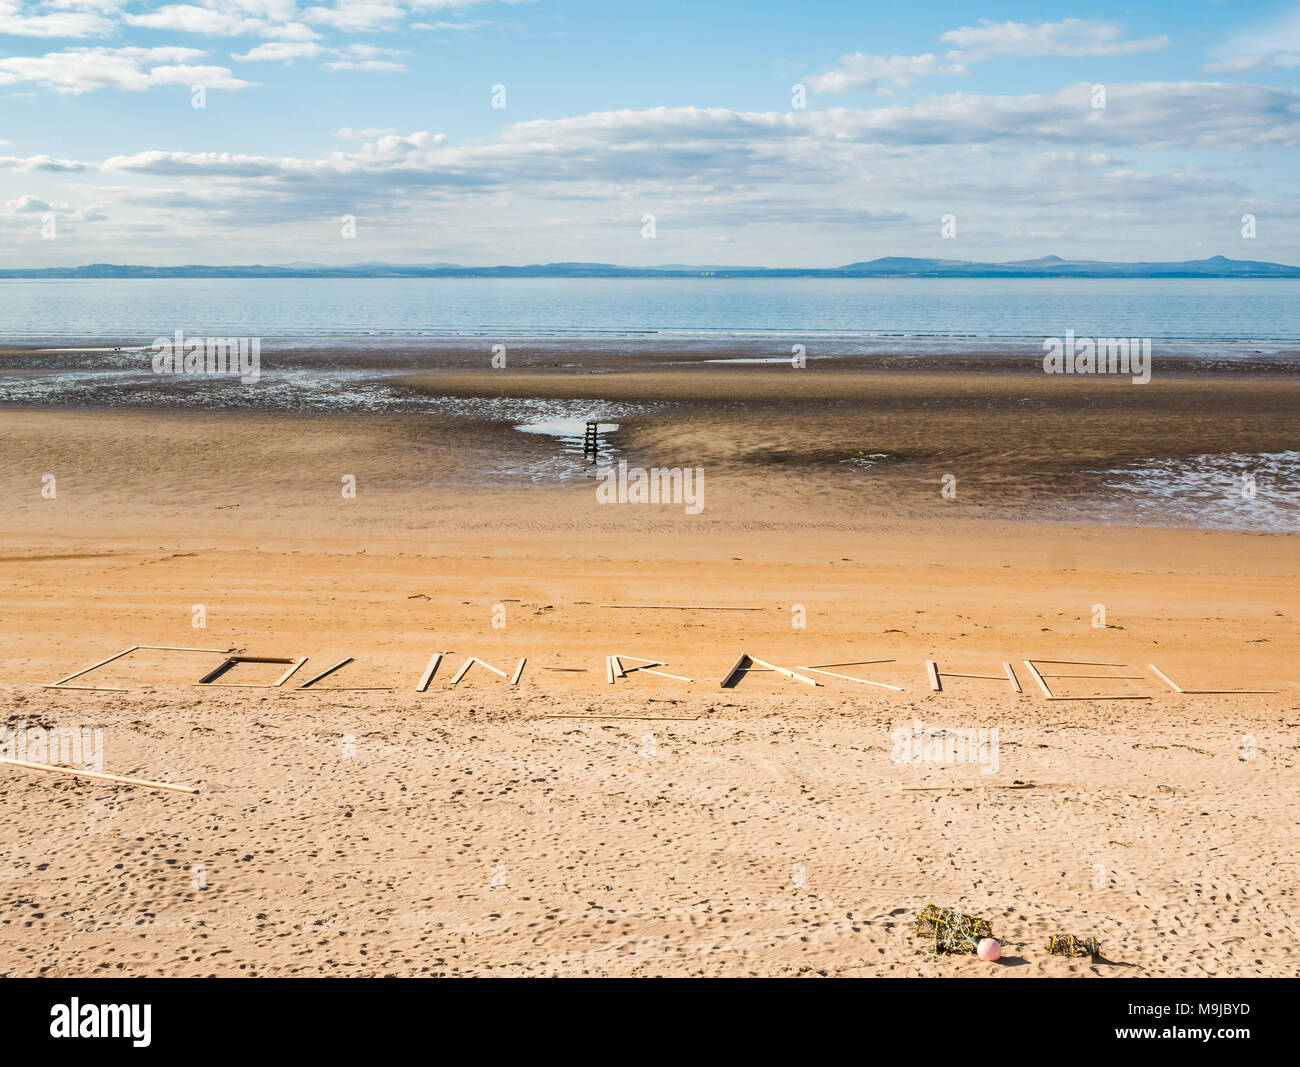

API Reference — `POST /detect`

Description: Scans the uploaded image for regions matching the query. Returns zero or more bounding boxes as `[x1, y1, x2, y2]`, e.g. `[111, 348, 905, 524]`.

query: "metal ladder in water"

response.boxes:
[583, 421, 599, 462]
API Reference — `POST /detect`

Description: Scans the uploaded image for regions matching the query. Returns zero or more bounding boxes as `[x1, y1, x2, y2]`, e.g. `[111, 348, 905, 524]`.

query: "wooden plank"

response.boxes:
[1031, 659, 1126, 666]
[199, 655, 301, 686]
[605, 656, 616, 685]
[298, 657, 353, 689]
[803, 659, 894, 669]
[273, 658, 308, 687]
[618, 656, 664, 672]
[1003, 662, 1022, 694]
[42, 684, 128, 692]
[1046, 695, 1151, 701]
[48, 646, 138, 687]
[415, 652, 443, 692]
[636, 668, 693, 682]
[473, 657, 508, 678]
[1146, 663, 1273, 693]
[1, 757, 198, 794]
[611, 655, 626, 678]
[509, 658, 526, 686]
[1042, 673, 1144, 679]
[197, 658, 237, 684]
[137, 645, 232, 653]
[539, 714, 701, 722]
[797, 666, 903, 691]
[750, 658, 820, 687]
[449, 657, 475, 686]
[1148, 663, 1183, 692]
[926, 661, 941, 692]
[940, 672, 1006, 680]
[719, 653, 750, 688]
[1023, 660, 1054, 698]
[903, 782, 1049, 792]
[601, 605, 764, 611]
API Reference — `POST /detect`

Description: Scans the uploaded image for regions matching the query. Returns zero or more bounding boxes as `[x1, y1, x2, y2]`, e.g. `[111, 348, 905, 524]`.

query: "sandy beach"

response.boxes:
[0, 360, 1296, 976]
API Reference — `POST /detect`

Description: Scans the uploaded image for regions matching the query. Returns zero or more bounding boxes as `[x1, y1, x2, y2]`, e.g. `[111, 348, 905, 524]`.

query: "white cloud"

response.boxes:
[322, 59, 406, 70]
[233, 41, 323, 61]
[0, 0, 115, 37]
[806, 53, 966, 94]
[124, 4, 265, 34]
[941, 18, 1168, 61]
[0, 46, 257, 93]
[92, 83, 1300, 193]
[5, 193, 52, 212]
[1205, 7, 1300, 74]
[17, 82, 1299, 263]
[301, 1, 404, 31]
[0, 153, 90, 171]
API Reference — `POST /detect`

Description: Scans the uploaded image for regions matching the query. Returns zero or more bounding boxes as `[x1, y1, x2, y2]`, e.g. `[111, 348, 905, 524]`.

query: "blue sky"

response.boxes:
[2, 0, 1299, 266]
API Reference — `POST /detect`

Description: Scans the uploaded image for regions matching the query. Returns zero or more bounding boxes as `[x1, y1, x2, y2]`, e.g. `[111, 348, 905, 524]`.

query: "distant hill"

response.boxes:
[2, 255, 1297, 279]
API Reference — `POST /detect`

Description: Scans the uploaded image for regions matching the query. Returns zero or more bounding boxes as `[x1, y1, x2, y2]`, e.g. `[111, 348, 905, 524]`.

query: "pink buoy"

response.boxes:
[977, 938, 1002, 962]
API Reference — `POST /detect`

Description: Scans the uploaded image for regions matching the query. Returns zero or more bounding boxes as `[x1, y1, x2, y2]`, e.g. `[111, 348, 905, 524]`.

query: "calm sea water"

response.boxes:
[0, 277, 1297, 353]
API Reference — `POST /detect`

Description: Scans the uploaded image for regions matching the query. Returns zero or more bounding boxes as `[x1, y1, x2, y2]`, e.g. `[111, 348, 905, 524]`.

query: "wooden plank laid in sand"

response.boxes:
[601, 604, 765, 611]
[797, 666, 902, 691]
[137, 645, 232, 653]
[274, 657, 308, 687]
[1046, 695, 1152, 701]
[1, 757, 199, 794]
[803, 660, 895, 669]
[474, 658, 508, 678]
[1046, 673, 1144, 679]
[1003, 662, 1023, 694]
[509, 658, 527, 686]
[1023, 660, 1055, 698]
[298, 657, 354, 689]
[618, 656, 664, 672]
[720, 653, 750, 688]
[927, 660, 1022, 693]
[605, 656, 616, 685]
[1024, 658, 1148, 700]
[449, 657, 514, 686]
[198, 654, 306, 687]
[1147, 664, 1274, 694]
[926, 661, 942, 692]
[415, 652, 444, 692]
[1032, 659, 1127, 666]
[903, 782, 1055, 792]
[539, 714, 701, 722]
[636, 668, 693, 682]
[48, 646, 139, 687]
[750, 658, 820, 687]
[42, 684, 128, 692]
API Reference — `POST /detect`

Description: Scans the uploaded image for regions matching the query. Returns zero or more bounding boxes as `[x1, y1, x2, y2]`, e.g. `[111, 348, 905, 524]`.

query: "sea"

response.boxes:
[1, 277, 1297, 530]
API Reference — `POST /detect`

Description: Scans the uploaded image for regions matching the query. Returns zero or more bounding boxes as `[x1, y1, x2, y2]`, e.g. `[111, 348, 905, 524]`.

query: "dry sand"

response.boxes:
[0, 366, 1297, 976]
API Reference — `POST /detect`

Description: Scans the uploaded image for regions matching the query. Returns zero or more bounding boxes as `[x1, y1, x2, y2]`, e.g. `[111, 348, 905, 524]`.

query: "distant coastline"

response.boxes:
[3, 254, 1299, 280]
